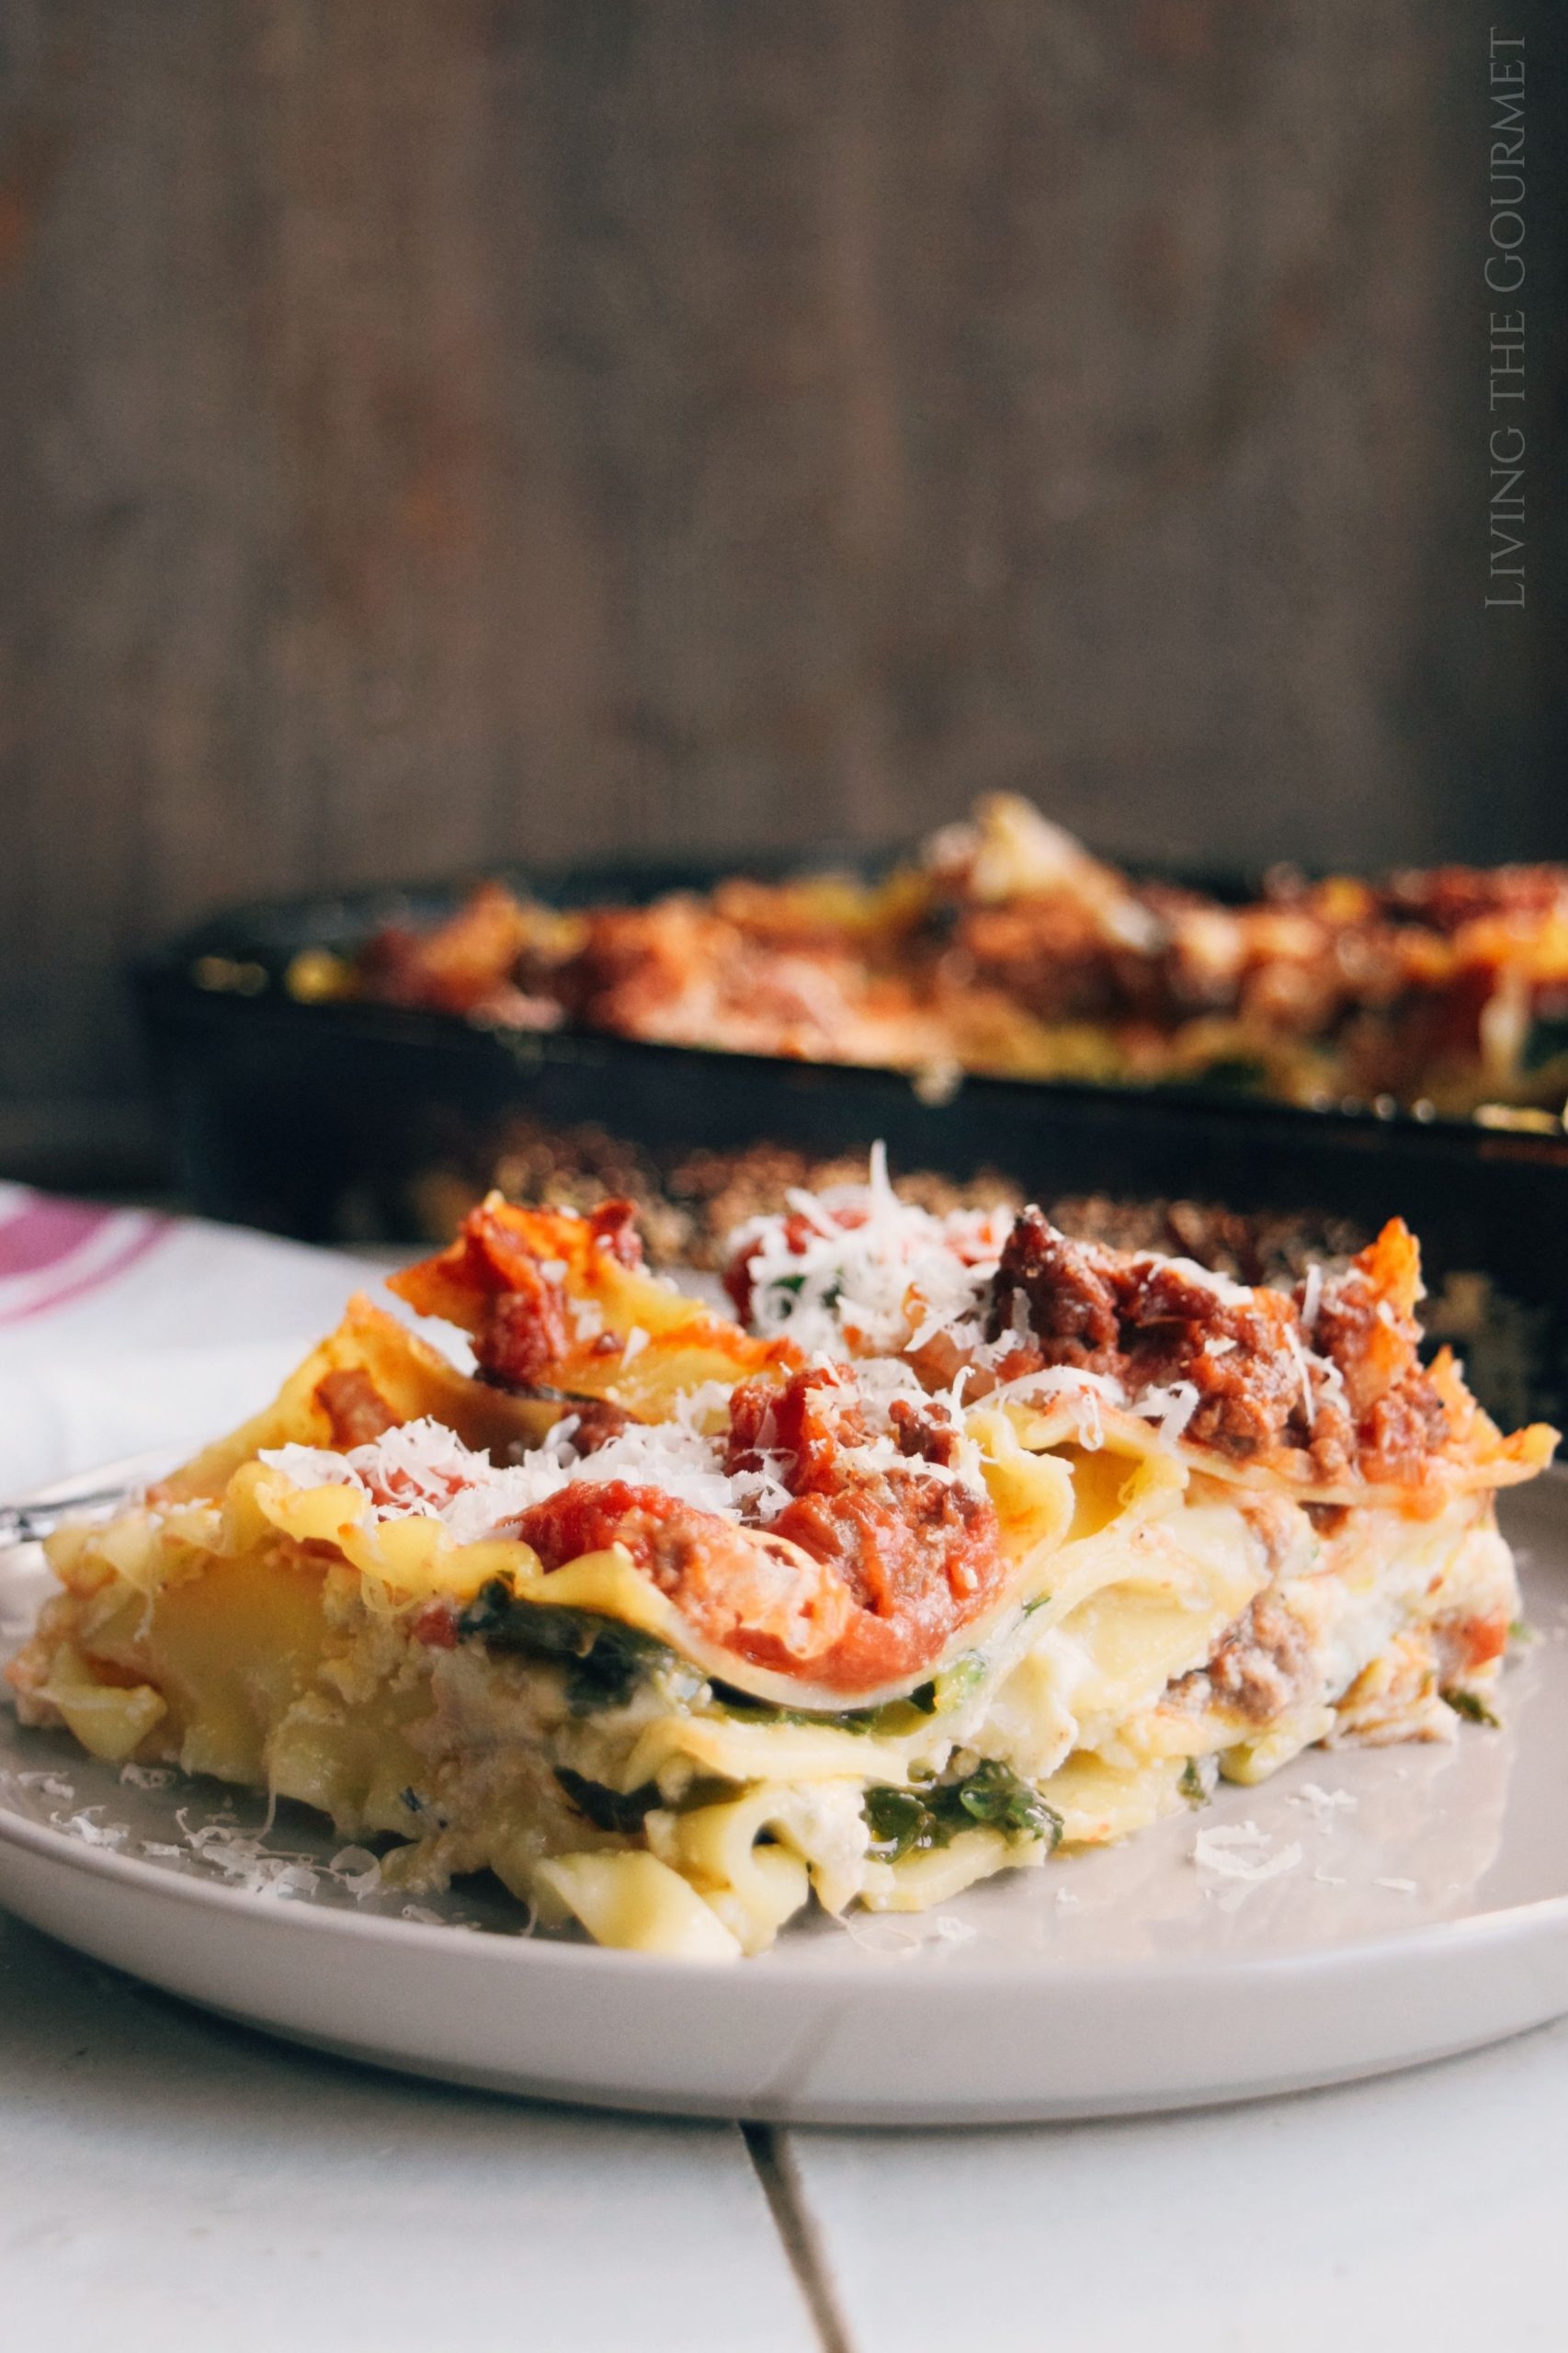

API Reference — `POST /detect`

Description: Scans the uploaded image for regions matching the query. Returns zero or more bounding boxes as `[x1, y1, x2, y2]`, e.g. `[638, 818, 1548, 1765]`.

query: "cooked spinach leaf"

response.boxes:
[706, 1684, 843, 1732]
[932, 1654, 988, 1710]
[553, 1768, 663, 1834]
[953, 1758, 1064, 1840]
[768, 1272, 841, 1310]
[458, 1576, 672, 1712]
[862, 1786, 936, 1859]
[863, 1761, 1062, 1861]
[708, 1678, 943, 1737]
[1444, 1688, 1501, 1728]
[709, 1659, 992, 1739]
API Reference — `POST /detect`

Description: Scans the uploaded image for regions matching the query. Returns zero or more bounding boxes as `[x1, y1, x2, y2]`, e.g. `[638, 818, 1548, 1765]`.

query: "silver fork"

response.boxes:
[0, 1447, 181, 1548]
[0, 1481, 139, 1546]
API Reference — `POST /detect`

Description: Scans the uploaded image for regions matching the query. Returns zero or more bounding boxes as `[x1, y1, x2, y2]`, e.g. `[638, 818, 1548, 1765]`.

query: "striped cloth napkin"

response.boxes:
[0, 1187, 391, 1497]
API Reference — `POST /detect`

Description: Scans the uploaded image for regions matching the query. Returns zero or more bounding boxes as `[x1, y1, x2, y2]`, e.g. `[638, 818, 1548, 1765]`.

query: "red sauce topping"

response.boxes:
[506, 1366, 1006, 1693]
[756, 1476, 1000, 1689]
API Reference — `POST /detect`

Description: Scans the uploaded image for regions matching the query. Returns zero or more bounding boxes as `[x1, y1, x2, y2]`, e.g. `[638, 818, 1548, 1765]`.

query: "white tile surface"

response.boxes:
[0, 1914, 818, 2353]
[787, 2021, 1568, 2352]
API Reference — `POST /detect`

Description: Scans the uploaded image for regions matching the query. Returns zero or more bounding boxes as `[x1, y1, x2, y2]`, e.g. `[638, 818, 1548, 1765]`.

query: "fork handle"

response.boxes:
[0, 1483, 136, 1544]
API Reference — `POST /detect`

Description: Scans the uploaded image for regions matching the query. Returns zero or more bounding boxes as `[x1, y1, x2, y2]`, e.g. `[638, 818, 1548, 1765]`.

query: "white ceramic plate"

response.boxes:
[2, 1459, 1566, 2125]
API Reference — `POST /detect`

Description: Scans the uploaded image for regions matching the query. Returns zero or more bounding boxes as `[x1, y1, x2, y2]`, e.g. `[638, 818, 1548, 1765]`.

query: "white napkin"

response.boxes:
[0, 1185, 401, 1496]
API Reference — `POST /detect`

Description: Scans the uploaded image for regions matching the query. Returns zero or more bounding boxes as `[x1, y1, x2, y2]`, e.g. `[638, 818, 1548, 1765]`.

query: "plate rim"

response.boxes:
[6, 1746, 1568, 2000]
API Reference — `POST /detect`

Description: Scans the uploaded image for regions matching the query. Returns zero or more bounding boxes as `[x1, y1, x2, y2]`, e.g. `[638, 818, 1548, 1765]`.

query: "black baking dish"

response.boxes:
[134, 852, 1568, 1415]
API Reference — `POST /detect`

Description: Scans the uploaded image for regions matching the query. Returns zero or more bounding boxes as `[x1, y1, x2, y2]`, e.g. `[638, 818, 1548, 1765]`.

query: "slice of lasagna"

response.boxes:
[8, 1173, 1554, 1960]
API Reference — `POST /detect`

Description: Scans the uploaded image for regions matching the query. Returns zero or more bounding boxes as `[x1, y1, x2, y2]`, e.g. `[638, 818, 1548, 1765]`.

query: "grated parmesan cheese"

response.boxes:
[61, 1808, 129, 1851]
[1287, 1327, 1317, 1428]
[260, 1349, 992, 1549]
[1135, 1253, 1254, 1308]
[1289, 1781, 1358, 1833]
[264, 1410, 746, 1539]
[732, 1145, 1010, 1361]
[1300, 1262, 1324, 1334]
[1148, 1380, 1199, 1446]
[1191, 1822, 1304, 1884]
[732, 1150, 1348, 1459]
[328, 1845, 383, 1897]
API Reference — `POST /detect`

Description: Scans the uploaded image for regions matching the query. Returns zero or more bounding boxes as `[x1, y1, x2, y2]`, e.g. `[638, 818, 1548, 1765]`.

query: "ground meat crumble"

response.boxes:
[1167, 1590, 1318, 1723]
[985, 1206, 1450, 1485]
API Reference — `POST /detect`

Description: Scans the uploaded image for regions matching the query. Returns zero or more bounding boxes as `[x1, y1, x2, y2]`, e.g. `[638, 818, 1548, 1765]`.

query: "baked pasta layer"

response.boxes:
[8, 1173, 1555, 1959]
[328, 793, 1568, 1117]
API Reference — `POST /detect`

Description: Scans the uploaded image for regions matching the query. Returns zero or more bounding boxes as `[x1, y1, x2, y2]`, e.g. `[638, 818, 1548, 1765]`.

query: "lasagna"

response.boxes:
[8, 1163, 1555, 1960]
[325, 793, 1568, 1119]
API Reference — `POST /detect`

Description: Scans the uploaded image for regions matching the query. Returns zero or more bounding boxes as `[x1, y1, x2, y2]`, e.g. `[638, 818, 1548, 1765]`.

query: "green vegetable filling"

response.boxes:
[1443, 1688, 1500, 1728]
[552, 1768, 663, 1834]
[768, 1272, 841, 1311]
[458, 1577, 674, 1713]
[863, 1761, 1062, 1862]
[710, 1680, 937, 1737]
[710, 1652, 987, 1739]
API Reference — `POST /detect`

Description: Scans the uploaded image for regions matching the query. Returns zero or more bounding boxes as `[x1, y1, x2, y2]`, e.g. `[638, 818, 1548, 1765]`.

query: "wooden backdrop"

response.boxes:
[1, 1, 1562, 1174]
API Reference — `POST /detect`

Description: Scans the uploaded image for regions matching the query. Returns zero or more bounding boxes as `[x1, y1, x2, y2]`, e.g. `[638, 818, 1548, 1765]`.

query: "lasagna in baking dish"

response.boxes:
[332, 792, 1568, 1119]
[8, 1164, 1555, 1959]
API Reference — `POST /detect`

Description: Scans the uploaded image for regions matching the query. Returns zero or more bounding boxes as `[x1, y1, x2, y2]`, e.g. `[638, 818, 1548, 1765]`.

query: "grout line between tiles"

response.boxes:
[742, 2122, 857, 2353]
